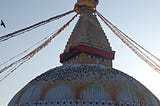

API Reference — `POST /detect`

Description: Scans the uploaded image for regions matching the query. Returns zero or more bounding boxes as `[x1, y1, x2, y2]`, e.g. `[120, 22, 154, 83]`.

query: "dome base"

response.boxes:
[8, 64, 160, 106]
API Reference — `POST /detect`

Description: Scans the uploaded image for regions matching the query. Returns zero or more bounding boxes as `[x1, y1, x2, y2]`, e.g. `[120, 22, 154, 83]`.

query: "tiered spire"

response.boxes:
[60, 1, 115, 67]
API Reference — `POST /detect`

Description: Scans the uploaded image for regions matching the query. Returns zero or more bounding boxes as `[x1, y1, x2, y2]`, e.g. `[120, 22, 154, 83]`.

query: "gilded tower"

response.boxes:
[60, 4, 115, 67]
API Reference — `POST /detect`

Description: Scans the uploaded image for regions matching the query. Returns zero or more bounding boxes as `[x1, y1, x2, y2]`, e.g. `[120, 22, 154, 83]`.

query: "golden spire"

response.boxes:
[60, 0, 115, 67]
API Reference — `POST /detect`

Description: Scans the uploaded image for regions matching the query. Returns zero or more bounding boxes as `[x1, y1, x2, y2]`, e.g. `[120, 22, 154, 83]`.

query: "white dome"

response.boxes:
[8, 64, 160, 106]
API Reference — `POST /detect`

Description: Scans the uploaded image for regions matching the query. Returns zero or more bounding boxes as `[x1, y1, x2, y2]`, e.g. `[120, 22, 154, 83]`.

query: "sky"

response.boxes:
[0, 0, 160, 105]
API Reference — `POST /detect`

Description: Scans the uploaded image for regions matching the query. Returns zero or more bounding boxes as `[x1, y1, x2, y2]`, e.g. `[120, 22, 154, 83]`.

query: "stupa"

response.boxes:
[8, 0, 160, 105]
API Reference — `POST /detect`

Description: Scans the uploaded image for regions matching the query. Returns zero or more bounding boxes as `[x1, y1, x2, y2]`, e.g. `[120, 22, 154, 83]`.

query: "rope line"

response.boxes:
[0, 10, 74, 42]
[0, 34, 52, 67]
[0, 14, 77, 81]
[96, 10, 160, 73]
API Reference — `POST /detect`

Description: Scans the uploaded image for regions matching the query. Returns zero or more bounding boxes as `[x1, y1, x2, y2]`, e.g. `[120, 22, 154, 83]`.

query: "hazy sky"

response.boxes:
[0, 0, 160, 106]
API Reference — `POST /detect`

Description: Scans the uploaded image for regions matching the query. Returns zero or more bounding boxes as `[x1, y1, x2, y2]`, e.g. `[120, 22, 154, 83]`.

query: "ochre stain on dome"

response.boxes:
[71, 83, 85, 100]
[132, 84, 146, 105]
[70, 81, 93, 100]
[16, 85, 31, 104]
[39, 82, 60, 101]
[130, 83, 146, 106]
[104, 81, 120, 102]
[103, 80, 148, 106]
